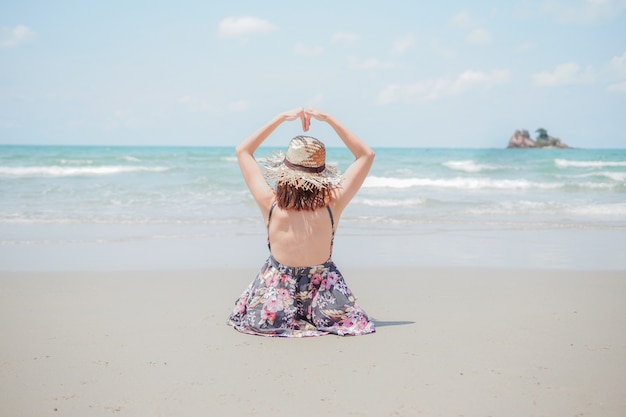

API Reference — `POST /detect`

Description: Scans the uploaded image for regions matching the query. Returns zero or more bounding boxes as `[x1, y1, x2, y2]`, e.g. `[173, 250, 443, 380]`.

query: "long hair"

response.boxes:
[275, 183, 331, 211]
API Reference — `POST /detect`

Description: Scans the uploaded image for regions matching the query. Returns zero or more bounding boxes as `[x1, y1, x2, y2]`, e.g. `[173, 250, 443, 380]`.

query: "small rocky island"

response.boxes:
[507, 128, 569, 149]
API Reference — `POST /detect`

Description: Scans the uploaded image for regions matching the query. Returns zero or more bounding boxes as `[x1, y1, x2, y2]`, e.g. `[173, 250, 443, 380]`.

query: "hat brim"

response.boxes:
[260, 151, 343, 191]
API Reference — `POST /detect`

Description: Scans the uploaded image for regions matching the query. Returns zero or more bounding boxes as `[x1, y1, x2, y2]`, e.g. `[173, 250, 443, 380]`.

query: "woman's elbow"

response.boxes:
[356, 149, 375, 169]
[235, 144, 250, 157]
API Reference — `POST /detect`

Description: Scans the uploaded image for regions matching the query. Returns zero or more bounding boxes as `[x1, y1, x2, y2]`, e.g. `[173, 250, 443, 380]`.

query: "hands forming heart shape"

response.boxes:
[300, 110, 311, 132]
[284, 107, 327, 132]
[295, 107, 327, 132]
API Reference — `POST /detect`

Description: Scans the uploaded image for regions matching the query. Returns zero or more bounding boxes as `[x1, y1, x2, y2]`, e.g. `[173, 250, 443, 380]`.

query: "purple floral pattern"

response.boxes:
[228, 256, 375, 337]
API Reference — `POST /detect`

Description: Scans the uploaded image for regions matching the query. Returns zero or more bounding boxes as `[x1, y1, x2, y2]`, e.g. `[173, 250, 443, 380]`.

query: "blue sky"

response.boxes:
[1, 0, 625, 148]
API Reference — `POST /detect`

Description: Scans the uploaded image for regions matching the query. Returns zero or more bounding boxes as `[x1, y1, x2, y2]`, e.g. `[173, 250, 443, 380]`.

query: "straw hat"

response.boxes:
[261, 136, 342, 191]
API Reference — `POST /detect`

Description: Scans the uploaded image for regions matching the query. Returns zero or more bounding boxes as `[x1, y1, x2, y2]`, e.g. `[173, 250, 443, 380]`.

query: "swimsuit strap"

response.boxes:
[267, 202, 277, 251]
[327, 205, 335, 256]
[266, 203, 335, 257]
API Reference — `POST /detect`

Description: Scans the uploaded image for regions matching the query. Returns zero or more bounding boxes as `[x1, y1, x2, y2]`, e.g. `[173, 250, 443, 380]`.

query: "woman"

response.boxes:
[227, 107, 375, 337]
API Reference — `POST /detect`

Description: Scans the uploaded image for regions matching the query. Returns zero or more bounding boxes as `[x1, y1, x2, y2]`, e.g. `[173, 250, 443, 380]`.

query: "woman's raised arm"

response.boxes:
[236, 108, 305, 214]
[306, 108, 375, 214]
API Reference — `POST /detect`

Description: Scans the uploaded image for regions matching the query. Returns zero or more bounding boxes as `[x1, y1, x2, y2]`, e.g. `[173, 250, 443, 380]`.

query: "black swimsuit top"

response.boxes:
[267, 203, 335, 259]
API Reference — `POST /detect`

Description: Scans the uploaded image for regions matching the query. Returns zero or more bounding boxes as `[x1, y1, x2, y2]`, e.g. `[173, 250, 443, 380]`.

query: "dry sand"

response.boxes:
[1, 267, 625, 417]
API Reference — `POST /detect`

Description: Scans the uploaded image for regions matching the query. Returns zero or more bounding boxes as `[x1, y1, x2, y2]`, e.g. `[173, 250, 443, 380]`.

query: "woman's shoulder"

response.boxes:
[328, 193, 346, 218]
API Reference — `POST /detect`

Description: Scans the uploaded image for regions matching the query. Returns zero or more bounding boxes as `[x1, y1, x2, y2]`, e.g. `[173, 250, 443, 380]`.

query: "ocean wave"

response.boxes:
[467, 201, 626, 217]
[555, 159, 626, 168]
[0, 215, 260, 226]
[363, 176, 562, 190]
[570, 181, 618, 190]
[353, 197, 426, 207]
[122, 155, 141, 162]
[60, 159, 94, 165]
[443, 160, 500, 173]
[565, 203, 626, 216]
[567, 171, 626, 182]
[0, 165, 170, 178]
[601, 172, 626, 182]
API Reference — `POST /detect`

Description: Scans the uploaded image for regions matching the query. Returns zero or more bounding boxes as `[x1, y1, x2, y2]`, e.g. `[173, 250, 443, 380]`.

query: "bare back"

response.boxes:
[236, 108, 374, 267]
[267, 203, 337, 267]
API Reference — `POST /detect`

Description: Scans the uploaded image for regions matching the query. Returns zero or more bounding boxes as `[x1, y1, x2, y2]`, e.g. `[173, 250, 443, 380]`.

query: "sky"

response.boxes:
[1, 0, 626, 148]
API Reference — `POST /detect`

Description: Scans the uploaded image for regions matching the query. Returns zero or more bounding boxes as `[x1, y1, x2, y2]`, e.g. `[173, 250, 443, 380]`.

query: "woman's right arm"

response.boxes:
[236, 108, 305, 215]
[307, 108, 375, 214]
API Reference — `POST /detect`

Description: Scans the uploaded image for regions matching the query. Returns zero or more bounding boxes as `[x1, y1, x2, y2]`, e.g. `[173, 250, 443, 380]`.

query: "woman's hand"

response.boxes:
[280, 107, 311, 131]
[279, 107, 336, 132]
[305, 107, 329, 122]
[281, 107, 304, 121]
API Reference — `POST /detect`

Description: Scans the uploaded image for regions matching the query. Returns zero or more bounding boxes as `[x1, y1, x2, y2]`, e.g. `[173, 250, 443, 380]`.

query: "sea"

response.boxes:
[1, 145, 625, 271]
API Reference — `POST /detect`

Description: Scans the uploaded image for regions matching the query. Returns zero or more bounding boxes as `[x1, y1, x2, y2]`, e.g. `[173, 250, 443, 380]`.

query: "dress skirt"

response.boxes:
[228, 255, 375, 337]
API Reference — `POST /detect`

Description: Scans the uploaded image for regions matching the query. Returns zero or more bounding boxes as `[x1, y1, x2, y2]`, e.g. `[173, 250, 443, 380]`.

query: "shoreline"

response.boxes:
[2, 227, 625, 272]
[2, 267, 625, 416]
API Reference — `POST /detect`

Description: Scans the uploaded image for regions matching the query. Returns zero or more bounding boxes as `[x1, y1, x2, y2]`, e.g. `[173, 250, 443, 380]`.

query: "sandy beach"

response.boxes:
[2, 266, 625, 417]
[3, 1, 626, 415]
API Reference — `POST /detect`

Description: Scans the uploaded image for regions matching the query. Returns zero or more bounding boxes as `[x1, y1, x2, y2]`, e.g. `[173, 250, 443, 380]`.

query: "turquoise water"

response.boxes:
[1, 145, 625, 270]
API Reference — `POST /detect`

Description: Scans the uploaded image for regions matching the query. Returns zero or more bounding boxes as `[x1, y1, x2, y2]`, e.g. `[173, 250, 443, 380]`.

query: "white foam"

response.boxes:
[566, 203, 626, 216]
[443, 160, 500, 173]
[363, 176, 562, 190]
[573, 181, 617, 190]
[555, 158, 626, 168]
[567, 171, 626, 182]
[122, 155, 141, 162]
[465, 200, 626, 217]
[60, 159, 94, 165]
[353, 197, 426, 207]
[602, 172, 626, 182]
[0, 165, 170, 178]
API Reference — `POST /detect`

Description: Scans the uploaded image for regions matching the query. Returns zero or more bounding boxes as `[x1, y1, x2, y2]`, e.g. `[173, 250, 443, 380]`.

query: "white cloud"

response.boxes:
[228, 100, 250, 112]
[0, 25, 36, 48]
[449, 10, 493, 46]
[450, 10, 475, 29]
[452, 69, 510, 93]
[377, 69, 510, 104]
[331, 32, 359, 45]
[516, 42, 536, 53]
[609, 51, 626, 73]
[532, 62, 594, 86]
[306, 93, 324, 108]
[391, 35, 415, 55]
[293, 42, 323, 56]
[349, 57, 397, 71]
[217, 16, 277, 39]
[466, 28, 492, 45]
[541, 0, 626, 24]
[429, 39, 457, 59]
[104, 110, 146, 130]
[0, 119, 19, 128]
[606, 52, 626, 92]
[607, 81, 626, 92]
[179, 95, 212, 113]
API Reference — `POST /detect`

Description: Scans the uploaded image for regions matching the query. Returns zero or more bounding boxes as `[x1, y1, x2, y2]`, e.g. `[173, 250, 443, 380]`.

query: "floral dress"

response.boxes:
[227, 205, 375, 337]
